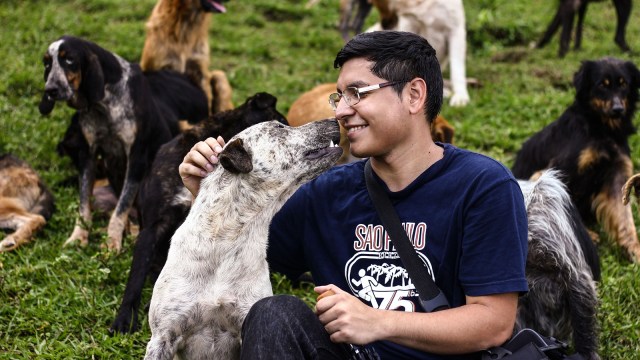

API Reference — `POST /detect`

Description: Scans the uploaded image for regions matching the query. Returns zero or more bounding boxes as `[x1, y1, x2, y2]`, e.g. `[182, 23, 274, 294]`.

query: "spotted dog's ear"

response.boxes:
[219, 138, 253, 174]
[82, 52, 105, 104]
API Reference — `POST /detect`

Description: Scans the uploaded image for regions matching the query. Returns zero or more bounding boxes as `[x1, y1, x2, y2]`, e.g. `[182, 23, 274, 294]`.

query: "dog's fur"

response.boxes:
[537, 0, 632, 58]
[517, 170, 600, 360]
[512, 57, 640, 262]
[110, 92, 288, 334]
[286, 82, 455, 164]
[144, 119, 342, 359]
[39, 36, 206, 252]
[0, 154, 55, 252]
[140, 0, 234, 114]
[366, 0, 470, 107]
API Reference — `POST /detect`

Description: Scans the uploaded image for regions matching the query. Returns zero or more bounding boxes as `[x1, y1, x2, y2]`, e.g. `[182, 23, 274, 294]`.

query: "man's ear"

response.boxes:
[219, 138, 253, 174]
[408, 78, 427, 114]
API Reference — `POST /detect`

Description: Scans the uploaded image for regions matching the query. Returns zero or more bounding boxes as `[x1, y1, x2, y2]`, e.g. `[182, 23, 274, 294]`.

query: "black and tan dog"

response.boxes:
[512, 57, 640, 262]
[0, 154, 55, 252]
[39, 35, 207, 252]
[110, 92, 287, 334]
[140, 0, 234, 114]
[537, 0, 632, 57]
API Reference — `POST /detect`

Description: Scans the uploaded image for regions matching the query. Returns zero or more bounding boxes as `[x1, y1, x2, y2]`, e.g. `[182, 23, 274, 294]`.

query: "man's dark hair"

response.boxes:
[334, 31, 443, 123]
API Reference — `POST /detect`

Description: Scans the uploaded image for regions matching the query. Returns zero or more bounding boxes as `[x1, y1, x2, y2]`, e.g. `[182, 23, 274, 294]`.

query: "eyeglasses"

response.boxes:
[328, 81, 405, 111]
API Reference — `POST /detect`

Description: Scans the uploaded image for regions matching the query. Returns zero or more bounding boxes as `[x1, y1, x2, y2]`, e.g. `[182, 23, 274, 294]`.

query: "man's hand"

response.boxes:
[315, 284, 382, 346]
[178, 136, 225, 197]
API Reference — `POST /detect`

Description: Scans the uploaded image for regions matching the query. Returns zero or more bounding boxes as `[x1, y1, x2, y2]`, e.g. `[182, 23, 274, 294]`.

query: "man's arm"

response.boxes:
[316, 285, 517, 354]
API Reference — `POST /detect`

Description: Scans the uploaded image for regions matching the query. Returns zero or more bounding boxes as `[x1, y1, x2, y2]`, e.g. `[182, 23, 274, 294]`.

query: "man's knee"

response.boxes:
[244, 295, 312, 329]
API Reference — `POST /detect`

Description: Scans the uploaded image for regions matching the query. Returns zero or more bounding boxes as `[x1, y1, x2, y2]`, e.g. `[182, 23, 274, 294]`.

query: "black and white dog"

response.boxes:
[517, 170, 600, 360]
[39, 35, 207, 252]
[110, 92, 288, 334]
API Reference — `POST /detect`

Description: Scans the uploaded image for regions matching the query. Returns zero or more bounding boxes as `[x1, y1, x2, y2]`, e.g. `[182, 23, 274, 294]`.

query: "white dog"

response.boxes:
[368, 0, 470, 107]
[144, 119, 342, 360]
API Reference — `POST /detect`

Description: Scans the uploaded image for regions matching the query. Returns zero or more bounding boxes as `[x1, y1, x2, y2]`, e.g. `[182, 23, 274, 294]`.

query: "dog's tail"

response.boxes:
[520, 169, 600, 358]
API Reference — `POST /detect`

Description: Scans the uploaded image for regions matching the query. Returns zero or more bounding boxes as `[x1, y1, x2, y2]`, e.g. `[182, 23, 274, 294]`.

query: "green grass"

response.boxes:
[1, 0, 639, 358]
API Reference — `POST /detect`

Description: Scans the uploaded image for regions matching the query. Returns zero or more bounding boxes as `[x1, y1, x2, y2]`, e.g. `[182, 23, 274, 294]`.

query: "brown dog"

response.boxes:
[140, 0, 234, 114]
[0, 154, 55, 252]
[287, 82, 455, 164]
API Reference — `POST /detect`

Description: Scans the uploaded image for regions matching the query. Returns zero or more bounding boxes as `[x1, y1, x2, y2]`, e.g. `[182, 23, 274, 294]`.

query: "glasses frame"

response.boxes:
[328, 81, 404, 111]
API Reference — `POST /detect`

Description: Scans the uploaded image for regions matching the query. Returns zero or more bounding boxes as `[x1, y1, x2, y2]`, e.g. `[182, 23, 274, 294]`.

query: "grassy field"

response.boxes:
[1, 0, 639, 358]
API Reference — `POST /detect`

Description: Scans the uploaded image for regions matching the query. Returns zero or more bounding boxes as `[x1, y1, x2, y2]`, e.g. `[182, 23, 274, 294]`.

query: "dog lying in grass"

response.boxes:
[110, 92, 287, 334]
[0, 154, 55, 252]
[144, 119, 342, 359]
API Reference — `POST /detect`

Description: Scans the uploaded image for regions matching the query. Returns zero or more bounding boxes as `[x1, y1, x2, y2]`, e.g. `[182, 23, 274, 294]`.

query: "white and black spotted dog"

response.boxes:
[144, 119, 342, 360]
[517, 170, 601, 360]
[38, 36, 207, 252]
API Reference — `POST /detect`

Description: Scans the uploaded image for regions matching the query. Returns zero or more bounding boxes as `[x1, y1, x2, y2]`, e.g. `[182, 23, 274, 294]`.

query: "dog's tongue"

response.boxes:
[207, 0, 226, 13]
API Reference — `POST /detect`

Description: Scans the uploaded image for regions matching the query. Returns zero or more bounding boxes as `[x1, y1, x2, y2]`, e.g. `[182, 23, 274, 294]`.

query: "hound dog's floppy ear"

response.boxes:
[81, 52, 106, 104]
[219, 138, 253, 174]
[573, 60, 595, 102]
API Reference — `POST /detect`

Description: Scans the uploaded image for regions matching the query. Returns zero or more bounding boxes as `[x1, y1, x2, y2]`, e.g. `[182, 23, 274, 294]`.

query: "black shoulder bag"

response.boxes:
[363, 161, 581, 360]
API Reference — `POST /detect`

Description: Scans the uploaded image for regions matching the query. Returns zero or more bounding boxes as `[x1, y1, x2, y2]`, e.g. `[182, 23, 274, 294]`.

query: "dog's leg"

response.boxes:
[594, 165, 640, 262]
[0, 198, 46, 252]
[567, 268, 601, 360]
[574, 1, 589, 50]
[613, 0, 632, 52]
[447, 18, 470, 107]
[111, 220, 175, 334]
[64, 159, 96, 247]
[144, 334, 180, 360]
[209, 69, 234, 113]
[558, 1, 578, 57]
[537, 3, 564, 48]
[106, 178, 139, 253]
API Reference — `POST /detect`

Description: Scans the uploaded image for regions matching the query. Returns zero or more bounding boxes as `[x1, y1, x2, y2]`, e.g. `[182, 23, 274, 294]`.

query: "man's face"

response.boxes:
[335, 58, 410, 159]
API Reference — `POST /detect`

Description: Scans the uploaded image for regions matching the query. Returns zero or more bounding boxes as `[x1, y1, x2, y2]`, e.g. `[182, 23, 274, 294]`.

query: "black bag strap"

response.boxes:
[364, 160, 450, 312]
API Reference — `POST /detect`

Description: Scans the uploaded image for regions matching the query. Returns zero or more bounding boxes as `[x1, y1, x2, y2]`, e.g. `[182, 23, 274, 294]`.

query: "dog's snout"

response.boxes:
[611, 97, 625, 115]
[44, 86, 59, 100]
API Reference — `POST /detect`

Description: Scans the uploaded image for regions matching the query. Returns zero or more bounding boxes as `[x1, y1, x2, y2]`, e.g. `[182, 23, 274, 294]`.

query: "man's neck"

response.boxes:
[371, 139, 443, 192]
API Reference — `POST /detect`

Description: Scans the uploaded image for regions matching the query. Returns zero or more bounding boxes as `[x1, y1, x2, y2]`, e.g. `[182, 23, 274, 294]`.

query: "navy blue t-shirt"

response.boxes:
[267, 143, 529, 360]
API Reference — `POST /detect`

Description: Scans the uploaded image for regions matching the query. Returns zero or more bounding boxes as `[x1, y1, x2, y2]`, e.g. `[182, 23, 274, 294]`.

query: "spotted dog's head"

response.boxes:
[218, 119, 342, 188]
[573, 57, 640, 131]
[39, 36, 122, 115]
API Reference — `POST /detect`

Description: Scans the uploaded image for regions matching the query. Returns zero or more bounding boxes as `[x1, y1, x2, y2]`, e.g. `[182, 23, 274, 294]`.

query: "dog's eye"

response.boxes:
[619, 78, 627, 88]
[64, 58, 75, 66]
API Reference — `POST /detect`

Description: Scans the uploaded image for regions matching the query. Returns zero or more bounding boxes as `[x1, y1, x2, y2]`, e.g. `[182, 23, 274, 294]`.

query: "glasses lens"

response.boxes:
[343, 87, 360, 107]
[329, 93, 341, 110]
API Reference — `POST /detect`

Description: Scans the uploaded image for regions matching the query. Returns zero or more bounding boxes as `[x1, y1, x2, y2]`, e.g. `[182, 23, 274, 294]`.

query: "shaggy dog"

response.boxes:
[366, 0, 470, 107]
[512, 57, 640, 263]
[286, 82, 455, 164]
[0, 154, 55, 252]
[39, 36, 206, 252]
[110, 92, 288, 334]
[144, 119, 342, 359]
[517, 170, 600, 360]
[537, 0, 632, 58]
[140, 0, 234, 114]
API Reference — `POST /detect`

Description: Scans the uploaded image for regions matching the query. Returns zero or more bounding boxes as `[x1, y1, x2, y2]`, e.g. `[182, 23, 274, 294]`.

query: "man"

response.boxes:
[179, 31, 528, 359]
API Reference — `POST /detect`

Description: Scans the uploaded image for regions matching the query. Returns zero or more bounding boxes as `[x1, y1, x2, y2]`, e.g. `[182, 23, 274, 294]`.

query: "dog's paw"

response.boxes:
[63, 226, 89, 247]
[0, 235, 19, 252]
[448, 92, 470, 107]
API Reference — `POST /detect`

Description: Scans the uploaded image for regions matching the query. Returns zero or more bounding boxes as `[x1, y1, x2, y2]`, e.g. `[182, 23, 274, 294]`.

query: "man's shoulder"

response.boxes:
[444, 144, 513, 177]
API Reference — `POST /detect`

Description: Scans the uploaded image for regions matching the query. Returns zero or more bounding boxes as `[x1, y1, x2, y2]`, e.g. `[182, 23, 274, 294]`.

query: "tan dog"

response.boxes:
[140, 0, 234, 114]
[0, 154, 55, 252]
[287, 82, 455, 164]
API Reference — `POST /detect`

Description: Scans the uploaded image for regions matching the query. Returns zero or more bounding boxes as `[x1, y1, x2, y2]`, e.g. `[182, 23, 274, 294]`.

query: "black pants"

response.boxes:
[240, 295, 353, 360]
